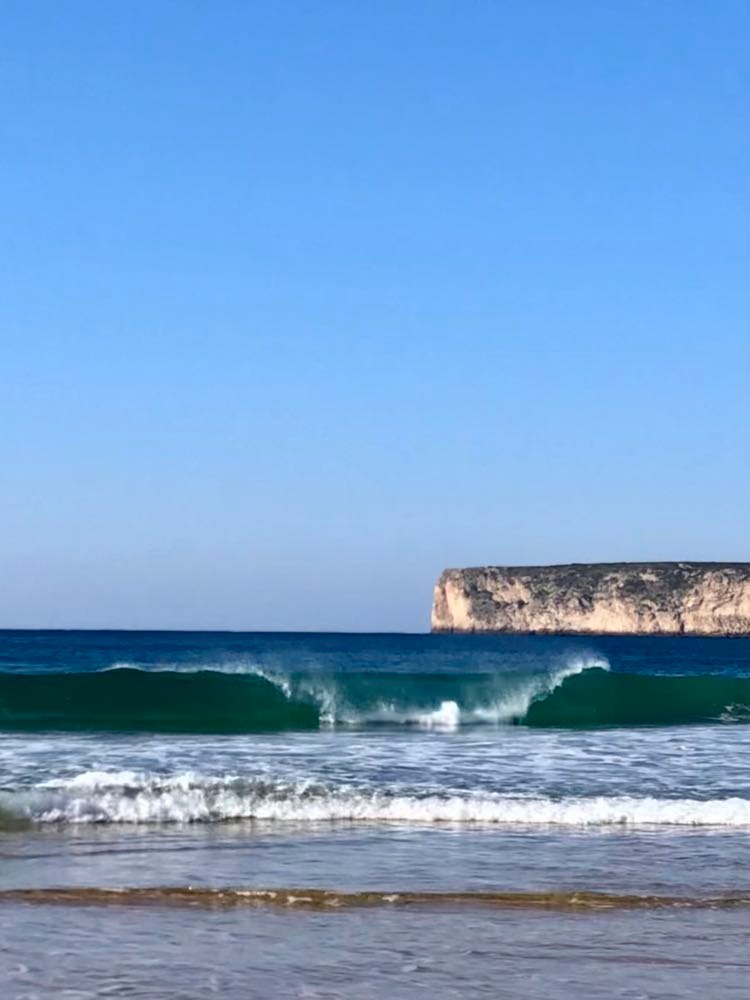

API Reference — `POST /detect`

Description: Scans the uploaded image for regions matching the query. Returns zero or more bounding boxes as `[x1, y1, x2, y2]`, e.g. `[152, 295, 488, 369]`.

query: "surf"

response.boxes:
[4, 770, 750, 826]
[0, 656, 601, 732]
[1, 655, 750, 732]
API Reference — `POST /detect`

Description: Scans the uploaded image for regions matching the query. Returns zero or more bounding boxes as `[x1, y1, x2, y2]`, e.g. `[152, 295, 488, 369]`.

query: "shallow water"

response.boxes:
[2, 903, 749, 999]
[1, 631, 750, 997]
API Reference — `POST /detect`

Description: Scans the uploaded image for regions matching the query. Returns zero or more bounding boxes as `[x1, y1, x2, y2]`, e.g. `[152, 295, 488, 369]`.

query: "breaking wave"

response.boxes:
[2, 653, 750, 731]
[3, 770, 750, 826]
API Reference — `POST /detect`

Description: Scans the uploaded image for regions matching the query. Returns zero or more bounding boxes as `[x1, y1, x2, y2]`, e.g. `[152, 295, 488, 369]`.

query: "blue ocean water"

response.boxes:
[2, 630, 750, 998]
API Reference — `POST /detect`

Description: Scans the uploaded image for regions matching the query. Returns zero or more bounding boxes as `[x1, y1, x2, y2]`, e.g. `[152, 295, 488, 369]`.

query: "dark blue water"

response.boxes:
[4, 628, 750, 675]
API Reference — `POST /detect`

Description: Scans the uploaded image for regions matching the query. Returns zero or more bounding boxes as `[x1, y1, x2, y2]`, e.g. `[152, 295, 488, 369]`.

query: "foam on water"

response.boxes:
[4, 770, 750, 826]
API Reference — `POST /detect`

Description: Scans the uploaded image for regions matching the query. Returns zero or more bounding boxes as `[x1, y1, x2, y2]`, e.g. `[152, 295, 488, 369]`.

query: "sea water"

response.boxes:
[1, 630, 749, 998]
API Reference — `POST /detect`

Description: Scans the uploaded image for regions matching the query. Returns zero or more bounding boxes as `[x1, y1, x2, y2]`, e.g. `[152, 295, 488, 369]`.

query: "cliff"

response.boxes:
[431, 562, 750, 635]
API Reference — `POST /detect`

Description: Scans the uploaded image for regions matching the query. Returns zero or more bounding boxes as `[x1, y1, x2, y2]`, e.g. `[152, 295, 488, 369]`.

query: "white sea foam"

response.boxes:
[415, 700, 462, 728]
[4, 769, 750, 827]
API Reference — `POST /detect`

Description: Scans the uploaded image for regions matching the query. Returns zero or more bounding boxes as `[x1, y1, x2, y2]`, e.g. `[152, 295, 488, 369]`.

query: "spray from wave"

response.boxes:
[0, 652, 607, 732]
[2, 652, 750, 731]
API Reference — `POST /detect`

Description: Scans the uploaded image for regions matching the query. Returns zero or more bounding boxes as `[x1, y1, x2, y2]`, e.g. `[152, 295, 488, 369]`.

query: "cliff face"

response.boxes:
[431, 563, 750, 635]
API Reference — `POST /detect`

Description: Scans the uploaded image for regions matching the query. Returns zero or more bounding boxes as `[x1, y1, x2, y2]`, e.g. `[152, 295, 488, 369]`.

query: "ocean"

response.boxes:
[1, 630, 749, 998]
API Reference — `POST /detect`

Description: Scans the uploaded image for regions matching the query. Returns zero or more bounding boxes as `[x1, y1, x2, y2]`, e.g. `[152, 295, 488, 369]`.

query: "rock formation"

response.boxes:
[431, 563, 750, 635]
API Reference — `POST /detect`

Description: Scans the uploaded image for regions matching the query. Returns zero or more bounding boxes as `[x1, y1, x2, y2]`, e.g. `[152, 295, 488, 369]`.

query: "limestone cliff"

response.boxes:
[431, 563, 750, 635]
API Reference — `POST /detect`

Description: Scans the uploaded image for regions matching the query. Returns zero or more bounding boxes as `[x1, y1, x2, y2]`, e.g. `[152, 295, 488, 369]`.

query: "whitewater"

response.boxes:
[5, 769, 750, 826]
[3, 631, 750, 1000]
[2, 631, 750, 833]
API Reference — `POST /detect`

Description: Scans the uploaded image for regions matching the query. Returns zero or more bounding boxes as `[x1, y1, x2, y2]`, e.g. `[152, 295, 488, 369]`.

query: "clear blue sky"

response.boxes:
[1, 1, 748, 630]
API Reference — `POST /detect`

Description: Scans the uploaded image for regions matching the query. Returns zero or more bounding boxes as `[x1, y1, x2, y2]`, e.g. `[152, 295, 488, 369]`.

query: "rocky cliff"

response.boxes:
[431, 563, 750, 635]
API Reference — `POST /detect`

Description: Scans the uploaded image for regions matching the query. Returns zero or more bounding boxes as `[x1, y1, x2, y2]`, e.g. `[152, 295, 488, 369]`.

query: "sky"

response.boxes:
[1, 1, 749, 631]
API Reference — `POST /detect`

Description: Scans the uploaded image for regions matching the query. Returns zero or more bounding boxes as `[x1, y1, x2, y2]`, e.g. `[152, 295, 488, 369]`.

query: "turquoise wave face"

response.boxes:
[523, 668, 750, 726]
[0, 669, 320, 733]
[1, 664, 749, 732]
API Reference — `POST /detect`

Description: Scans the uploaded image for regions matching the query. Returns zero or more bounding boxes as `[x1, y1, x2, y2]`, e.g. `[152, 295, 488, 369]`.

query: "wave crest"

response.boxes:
[3, 654, 750, 731]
